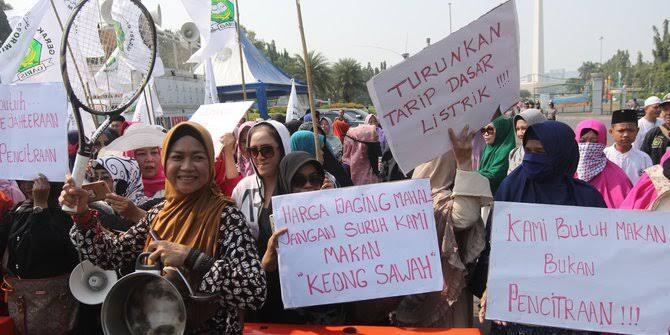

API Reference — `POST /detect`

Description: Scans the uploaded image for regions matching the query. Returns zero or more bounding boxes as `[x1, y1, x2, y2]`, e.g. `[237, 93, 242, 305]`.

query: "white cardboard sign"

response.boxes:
[487, 201, 670, 335]
[271, 179, 443, 309]
[0, 83, 68, 181]
[367, 0, 520, 173]
[189, 101, 253, 155]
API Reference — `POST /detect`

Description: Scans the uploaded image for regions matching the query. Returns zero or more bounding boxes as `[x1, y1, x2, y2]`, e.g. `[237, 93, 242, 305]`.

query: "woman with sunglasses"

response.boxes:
[232, 120, 292, 241]
[477, 116, 516, 194]
[255, 151, 341, 324]
[61, 122, 266, 333]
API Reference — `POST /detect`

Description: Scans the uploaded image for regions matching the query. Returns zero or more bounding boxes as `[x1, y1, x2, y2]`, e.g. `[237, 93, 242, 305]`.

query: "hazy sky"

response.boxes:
[9, 0, 669, 77]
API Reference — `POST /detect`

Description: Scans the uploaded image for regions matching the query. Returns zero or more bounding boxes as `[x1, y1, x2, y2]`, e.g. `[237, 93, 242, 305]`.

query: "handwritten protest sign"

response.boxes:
[487, 202, 670, 335]
[0, 83, 68, 181]
[367, 0, 519, 173]
[271, 179, 443, 309]
[189, 101, 253, 154]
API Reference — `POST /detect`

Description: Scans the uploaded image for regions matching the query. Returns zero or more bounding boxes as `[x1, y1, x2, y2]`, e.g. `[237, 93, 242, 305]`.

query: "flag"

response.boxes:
[286, 79, 302, 121]
[204, 56, 219, 104]
[0, 0, 50, 84]
[6, 0, 91, 84]
[133, 79, 163, 124]
[182, 0, 237, 64]
[111, 0, 153, 73]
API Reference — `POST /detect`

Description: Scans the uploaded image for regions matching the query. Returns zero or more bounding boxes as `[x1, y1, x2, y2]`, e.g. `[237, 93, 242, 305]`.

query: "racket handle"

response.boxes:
[62, 153, 89, 213]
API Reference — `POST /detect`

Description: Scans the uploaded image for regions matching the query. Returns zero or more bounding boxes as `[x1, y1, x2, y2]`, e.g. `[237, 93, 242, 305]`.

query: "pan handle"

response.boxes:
[164, 266, 218, 302]
[135, 252, 162, 274]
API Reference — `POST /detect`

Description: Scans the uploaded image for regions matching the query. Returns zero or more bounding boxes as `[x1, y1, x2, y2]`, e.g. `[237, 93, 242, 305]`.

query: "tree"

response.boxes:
[578, 61, 601, 82]
[652, 19, 669, 64]
[520, 90, 531, 99]
[295, 51, 332, 99]
[332, 58, 364, 102]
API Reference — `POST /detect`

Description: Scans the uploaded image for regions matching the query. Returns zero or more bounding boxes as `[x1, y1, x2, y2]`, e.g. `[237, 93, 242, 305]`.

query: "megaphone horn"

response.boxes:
[180, 22, 200, 42]
[100, 0, 113, 25]
[69, 260, 118, 305]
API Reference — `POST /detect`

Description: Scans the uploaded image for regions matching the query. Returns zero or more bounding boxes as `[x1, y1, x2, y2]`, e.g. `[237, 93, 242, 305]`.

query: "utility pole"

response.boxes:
[448, 3, 452, 34]
[599, 36, 604, 64]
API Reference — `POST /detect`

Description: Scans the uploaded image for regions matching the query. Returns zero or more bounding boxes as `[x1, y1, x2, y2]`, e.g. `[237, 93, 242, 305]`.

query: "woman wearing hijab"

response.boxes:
[235, 121, 256, 177]
[290, 130, 353, 187]
[479, 121, 606, 335]
[390, 126, 493, 328]
[255, 152, 342, 324]
[574, 119, 633, 208]
[130, 146, 167, 198]
[619, 151, 670, 210]
[61, 122, 266, 334]
[319, 117, 343, 160]
[232, 120, 291, 239]
[343, 125, 382, 185]
[478, 116, 516, 193]
[508, 109, 547, 173]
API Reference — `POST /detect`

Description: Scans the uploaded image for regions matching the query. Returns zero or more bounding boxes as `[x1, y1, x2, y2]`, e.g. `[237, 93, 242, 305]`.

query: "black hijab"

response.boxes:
[276, 152, 324, 195]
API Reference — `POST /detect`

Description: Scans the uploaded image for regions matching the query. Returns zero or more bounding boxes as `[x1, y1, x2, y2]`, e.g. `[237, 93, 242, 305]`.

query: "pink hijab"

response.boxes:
[619, 151, 670, 210]
[0, 180, 26, 204]
[574, 119, 633, 208]
[125, 148, 167, 197]
[235, 121, 256, 177]
[343, 125, 380, 185]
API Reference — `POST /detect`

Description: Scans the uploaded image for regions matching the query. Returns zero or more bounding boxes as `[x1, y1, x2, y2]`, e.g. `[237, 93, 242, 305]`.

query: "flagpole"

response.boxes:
[295, 0, 323, 163]
[234, 0, 247, 102]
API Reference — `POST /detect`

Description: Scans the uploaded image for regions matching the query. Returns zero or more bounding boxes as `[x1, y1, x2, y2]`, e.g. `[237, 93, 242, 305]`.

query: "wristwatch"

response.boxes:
[32, 206, 44, 214]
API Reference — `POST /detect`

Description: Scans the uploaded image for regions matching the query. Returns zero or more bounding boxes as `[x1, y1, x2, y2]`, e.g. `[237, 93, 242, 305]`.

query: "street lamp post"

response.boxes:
[599, 36, 604, 64]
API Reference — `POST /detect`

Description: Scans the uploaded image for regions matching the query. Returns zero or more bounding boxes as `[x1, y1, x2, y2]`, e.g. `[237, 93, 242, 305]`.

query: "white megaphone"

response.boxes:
[180, 22, 200, 42]
[69, 260, 118, 305]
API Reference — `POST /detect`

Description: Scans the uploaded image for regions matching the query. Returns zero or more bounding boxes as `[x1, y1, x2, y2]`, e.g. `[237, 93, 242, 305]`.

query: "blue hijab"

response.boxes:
[496, 121, 606, 207]
[290, 130, 325, 157]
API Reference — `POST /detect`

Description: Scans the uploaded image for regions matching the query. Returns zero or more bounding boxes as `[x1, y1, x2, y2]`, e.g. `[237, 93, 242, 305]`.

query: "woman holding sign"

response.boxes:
[479, 121, 606, 335]
[390, 126, 493, 328]
[259, 151, 339, 324]
[60, 122, 266, 333]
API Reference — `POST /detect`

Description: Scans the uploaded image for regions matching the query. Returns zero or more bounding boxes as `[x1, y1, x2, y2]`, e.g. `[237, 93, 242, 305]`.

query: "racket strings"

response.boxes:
[64, 0, 156, 114]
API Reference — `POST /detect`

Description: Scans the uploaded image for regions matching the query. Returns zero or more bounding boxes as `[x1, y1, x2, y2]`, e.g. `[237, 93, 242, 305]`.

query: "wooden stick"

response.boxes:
[234, 0, 247, 101]
[295, 0, 323, 163]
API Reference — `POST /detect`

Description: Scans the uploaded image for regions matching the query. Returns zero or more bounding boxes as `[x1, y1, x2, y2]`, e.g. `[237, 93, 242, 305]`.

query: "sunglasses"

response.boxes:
[291, 173, 324, 189]
[480, 127, 495, 135]
[247, 145, 276, 159]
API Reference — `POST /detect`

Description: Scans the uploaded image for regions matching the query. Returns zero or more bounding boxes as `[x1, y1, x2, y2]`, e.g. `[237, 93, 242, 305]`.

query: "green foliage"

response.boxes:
[576, 19, 670, 96]
[520, 90, 531, 99]
[244, 28, 383, 104]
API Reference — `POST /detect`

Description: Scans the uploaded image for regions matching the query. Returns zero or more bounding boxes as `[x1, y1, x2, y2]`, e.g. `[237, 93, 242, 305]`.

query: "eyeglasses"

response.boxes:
[247, 145, 276, 159]
[291, 173, 324, 189]
[480, 127, 495, 135]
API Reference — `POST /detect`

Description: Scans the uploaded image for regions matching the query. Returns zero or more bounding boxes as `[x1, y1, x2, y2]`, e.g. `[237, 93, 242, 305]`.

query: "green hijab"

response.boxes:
[478, 116, 516, 193]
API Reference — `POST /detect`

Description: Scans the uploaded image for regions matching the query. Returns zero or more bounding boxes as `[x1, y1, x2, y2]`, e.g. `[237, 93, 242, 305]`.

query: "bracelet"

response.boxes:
[184, 248, 201, 270]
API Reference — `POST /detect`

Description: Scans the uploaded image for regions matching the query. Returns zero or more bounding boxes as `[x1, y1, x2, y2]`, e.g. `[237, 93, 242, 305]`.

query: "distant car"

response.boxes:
[318, 108, 370, 127]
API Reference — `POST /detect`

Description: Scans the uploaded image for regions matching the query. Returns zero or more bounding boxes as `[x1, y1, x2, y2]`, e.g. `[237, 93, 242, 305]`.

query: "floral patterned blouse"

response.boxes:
[70, 202, 266, 334]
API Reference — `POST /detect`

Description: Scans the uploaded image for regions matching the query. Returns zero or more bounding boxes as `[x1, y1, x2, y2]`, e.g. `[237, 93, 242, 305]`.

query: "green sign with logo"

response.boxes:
[18, 39, 42, 73]
[211, 0, 234, 24]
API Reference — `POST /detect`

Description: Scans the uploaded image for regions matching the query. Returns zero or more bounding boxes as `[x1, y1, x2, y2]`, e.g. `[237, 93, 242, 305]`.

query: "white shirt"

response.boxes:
[604, 145, 653, 184]
[634, 118, 664, 150]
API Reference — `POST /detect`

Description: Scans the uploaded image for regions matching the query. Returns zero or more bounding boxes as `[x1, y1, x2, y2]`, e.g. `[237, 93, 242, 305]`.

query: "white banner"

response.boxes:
[367, 0, 520, 173]
[272, 179, 443, 309]
[111, 0, 153, 73]
[285, 78, 302, 121]
[189, 101, 253, 155]
[0, 83, 68, 181]
[0, 0, 50, 84]
[133, 79, 163, 124]
[203, 57, 220, 104]
[183, 0, 237, 63]
[487, 202, 670, 335]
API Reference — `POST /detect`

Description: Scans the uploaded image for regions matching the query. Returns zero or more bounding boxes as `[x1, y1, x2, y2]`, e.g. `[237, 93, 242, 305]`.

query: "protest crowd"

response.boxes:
[0, 0, 669, 335]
